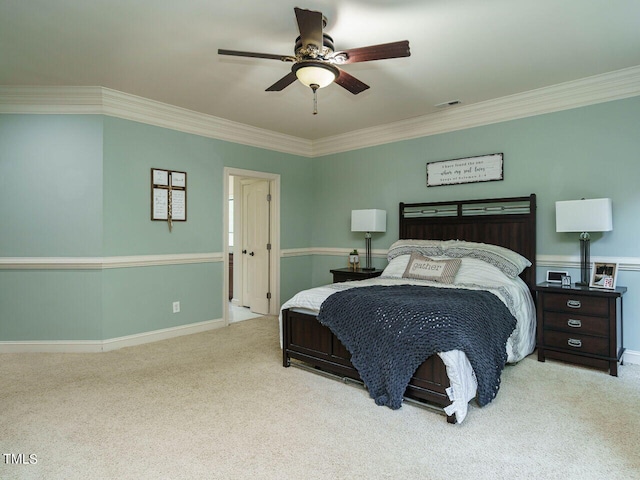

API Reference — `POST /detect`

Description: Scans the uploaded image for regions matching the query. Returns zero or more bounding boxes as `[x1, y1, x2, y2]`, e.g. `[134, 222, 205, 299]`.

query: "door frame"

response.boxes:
[223, 167, 280, 325]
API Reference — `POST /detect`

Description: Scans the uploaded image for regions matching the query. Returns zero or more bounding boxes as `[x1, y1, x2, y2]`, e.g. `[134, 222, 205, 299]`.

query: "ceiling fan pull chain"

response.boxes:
[311, 84, 319, 115]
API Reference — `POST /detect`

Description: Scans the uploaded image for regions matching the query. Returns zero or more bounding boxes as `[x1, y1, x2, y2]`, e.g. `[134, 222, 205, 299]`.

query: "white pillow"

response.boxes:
[454, 257, 517, 286]
[381, 255, 411, 278]
[442, 240, 531, 279]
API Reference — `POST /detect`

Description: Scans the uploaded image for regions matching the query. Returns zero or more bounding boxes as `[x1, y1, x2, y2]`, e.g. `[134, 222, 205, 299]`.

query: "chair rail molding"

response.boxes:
[0, 253, 222, 270]
[3, 252, 639, 271]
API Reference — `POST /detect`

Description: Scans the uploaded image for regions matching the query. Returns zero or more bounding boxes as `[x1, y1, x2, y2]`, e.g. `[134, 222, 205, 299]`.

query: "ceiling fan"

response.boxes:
[218, 7, 410, 114]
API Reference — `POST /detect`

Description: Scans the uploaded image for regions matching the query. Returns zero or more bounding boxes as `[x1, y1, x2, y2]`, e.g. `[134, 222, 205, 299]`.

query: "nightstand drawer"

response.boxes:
[543, 330, 609, 356]
[543, 293, 609, 316]
[334, 273, 365, 282]
[330, 268, 383, 283]
[544, 311, 609, 337]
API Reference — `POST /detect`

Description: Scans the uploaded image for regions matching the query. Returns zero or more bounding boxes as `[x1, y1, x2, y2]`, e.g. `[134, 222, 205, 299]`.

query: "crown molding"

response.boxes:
[0, 86, 313, 157]
[2, 65, 640, 157]
[312, 65, 640, 156]
[99, 88, 313, 156]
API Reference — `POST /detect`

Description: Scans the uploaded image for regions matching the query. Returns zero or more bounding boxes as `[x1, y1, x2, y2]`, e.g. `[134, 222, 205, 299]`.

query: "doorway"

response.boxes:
[223, 167, 280, 326]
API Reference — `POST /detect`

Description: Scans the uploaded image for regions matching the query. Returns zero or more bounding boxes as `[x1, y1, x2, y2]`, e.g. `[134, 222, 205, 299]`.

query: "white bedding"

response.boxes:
[279, 257, 536, 423]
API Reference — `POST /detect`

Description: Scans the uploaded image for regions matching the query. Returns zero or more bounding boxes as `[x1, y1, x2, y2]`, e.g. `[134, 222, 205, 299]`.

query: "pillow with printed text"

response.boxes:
[402, 252, 461, 284]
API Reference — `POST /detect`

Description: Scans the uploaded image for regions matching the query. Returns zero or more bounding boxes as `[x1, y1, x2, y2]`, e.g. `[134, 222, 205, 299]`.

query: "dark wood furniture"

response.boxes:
[330, 267, 384, 283]
[535, 282, 626, 376]
[282, 194, 537, 423]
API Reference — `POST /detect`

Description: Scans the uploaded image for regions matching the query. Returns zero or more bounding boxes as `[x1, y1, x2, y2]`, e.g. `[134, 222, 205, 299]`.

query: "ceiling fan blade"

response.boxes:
[266, 71, 298, 92]
[294, 7, 324, 51]
[334, 69, 370, 95]
[218, 49, 295, 62]
[333, 40, 410, 64]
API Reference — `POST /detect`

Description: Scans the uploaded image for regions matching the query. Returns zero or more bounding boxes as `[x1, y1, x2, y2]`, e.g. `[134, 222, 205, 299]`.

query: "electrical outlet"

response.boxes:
[172, 301, 180, 313]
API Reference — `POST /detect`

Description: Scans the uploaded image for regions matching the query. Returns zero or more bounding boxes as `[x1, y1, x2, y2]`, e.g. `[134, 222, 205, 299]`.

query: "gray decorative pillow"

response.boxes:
[402, 252, 461, 284]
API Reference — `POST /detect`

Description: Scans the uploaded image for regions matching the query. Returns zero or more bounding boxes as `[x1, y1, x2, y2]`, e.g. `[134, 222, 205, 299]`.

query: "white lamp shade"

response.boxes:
[556, 198, 613, 232]
[351, 209, 386, 233]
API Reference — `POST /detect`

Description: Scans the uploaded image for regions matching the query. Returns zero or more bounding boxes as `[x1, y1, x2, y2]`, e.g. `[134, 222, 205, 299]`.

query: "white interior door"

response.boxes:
[241, 179, 270, 314]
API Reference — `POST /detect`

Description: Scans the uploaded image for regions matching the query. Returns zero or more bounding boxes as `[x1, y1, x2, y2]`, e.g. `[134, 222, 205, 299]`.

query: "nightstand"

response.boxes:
[330, 267, 384, 283]
[534, 282, 626, 376]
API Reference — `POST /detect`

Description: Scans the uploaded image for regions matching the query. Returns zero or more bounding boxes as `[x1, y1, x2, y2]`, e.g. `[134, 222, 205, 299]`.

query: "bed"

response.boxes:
[280, 194, 537, 423]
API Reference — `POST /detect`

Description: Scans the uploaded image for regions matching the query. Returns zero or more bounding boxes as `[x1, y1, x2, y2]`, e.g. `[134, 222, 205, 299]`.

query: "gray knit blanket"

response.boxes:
[317, 285, 516, 409]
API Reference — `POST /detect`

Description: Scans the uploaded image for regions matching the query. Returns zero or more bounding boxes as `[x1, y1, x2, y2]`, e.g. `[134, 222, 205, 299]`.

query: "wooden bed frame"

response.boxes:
[282, 194, 536, 423]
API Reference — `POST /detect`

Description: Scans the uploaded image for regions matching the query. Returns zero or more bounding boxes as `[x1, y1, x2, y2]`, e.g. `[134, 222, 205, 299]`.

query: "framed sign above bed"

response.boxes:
[426, 153, 503, 187]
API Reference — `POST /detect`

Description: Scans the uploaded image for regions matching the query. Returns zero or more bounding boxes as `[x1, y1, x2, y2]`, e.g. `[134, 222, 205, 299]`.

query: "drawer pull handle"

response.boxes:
[567, 319, 582, 328]
[568, 338, 582, 348]
[567, 300, 582, 309]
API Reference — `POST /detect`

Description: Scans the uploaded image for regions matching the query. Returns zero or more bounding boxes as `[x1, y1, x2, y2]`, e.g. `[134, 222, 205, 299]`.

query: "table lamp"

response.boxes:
[351, 209, 386, 271]
[556, 198, 612, 285]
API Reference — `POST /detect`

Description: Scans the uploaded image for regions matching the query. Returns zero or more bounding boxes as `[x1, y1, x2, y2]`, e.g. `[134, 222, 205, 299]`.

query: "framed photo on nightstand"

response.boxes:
[590, 262, 618, 289]
[546, 270, 568, 283]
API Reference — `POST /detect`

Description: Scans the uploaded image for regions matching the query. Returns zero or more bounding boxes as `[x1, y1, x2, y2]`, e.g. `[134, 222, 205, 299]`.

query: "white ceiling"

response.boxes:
[1, 0, 640, 141]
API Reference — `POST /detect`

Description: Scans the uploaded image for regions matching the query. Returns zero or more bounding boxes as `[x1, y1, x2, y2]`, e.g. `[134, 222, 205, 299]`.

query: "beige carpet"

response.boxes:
[2, 316, 639, 480]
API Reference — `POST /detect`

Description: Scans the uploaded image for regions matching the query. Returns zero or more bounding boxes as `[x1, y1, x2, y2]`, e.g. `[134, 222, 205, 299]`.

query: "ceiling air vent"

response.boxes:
[435, 100, 461, 108]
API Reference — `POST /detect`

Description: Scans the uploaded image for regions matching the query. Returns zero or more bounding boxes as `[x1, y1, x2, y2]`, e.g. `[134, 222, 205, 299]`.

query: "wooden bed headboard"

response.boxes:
[399, 194, 537, 290]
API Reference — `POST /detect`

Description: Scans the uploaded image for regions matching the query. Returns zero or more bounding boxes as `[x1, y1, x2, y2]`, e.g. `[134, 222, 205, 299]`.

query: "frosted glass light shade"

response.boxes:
[351, 209, 386, 233]
[293, 62, 338, 88]
[556, 198, 613, 233]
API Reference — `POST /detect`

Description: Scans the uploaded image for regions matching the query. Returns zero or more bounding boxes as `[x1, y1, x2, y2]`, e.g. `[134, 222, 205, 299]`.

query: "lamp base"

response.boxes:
[579, 235, 591, 286]
[363, 232, 373, 271]
[361, 267, 376, 271]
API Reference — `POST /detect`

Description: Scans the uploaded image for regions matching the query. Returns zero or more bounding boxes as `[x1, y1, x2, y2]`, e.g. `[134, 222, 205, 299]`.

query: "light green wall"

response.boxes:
[0, 115, 104, 256]
[2, 96, 640, 351]
[101, 263, 219, 339]
[280, 255, 314, 305]
[99, 117, 314, 337]
[312, 97, 640, 351]
[0, 115, 104, 341]
[312, 98, 640, 256]
[102, 117, 314, 255]
[0, 115, 314, 341]
[103, 117, 220, 255]
[0, 270, 102, 341]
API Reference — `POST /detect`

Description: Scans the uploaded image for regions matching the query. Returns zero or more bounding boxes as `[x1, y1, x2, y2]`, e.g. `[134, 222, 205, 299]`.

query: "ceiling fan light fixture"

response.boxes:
[292, 61, 339, 89]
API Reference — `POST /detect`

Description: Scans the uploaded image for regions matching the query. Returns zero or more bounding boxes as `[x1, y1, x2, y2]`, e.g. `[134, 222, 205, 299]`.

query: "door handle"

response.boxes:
[249, 251, 255, 256]
[242, 249, 247, 254]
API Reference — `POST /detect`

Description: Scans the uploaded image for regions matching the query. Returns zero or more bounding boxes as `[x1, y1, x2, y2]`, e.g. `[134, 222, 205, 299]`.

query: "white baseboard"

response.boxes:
[101, 318, 225, 352]
[2, 321, 638, 370]
[0, 340, 104, 354]
[623, 349, 640, 366]
[0, 318, 225, 353]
